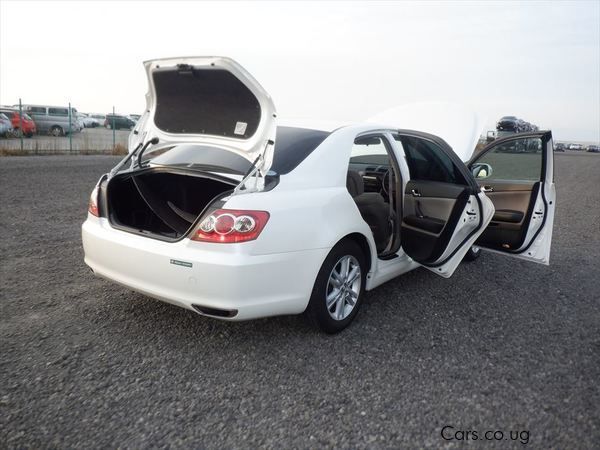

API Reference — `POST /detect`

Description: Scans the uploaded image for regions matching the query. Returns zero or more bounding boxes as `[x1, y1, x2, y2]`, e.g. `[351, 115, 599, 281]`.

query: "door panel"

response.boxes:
[469, 131, 555, 264]
[395, 132, 492, 277]
[476, 180, 539, 250]
[402, 180, 469, 264]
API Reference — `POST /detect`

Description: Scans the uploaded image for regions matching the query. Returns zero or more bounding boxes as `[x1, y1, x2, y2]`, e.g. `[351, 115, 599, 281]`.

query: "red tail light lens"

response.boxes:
[191, 209, 269, 243]
[88, 185, 99, 217]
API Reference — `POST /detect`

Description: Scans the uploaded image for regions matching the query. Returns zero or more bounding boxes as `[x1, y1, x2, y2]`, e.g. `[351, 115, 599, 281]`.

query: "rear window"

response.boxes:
[152, 67, 261, 138]
[139, 126, 329, 176]
[28, 106, 47, 114]
[271, 126, 330, 174]
[143, 144, 252, 176]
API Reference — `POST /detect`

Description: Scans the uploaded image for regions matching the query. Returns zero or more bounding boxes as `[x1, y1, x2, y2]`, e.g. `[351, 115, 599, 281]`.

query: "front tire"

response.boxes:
[50, 126, 63, 137]
[305, 240, 366, 333]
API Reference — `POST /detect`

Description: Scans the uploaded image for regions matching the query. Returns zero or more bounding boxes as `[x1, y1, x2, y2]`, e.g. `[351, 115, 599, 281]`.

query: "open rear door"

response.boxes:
[394, 132, 494, 278]
[468, 131, 555, 264]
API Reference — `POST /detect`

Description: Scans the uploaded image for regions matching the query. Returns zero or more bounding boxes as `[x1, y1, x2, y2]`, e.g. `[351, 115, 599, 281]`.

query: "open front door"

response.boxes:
[395, 132, 494, 278]
[468, 131, 555, 264]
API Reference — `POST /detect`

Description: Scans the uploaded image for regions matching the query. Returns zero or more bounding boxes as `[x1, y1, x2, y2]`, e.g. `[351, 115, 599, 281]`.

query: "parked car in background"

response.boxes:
[19, 104, 81, 136]
[497, 116, 519, 132]
[73, 109, 86, 130]
[129, 114, 141, 121]
[105, 114, 136, 130]
[554, 143, 566, 152]
[0, 108, 37, 137]
[90, 114, 106, 124]
[496, 116, 538, 135]
[587, 145, 600, 153]
[0, 113, 14, 137]
[569, 143, 583, 151]
[79, 113, 101, 128]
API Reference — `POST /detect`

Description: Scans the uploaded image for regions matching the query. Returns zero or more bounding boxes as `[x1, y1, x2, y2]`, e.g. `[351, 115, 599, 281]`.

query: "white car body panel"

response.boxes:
[83, 216, 328, 319]
[368, 102, 485, 162]
[82, 56, 554, 325]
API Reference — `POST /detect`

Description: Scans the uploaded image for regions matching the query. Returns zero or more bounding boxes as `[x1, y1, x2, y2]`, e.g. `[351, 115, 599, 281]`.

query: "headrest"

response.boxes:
[346, 171, 364, 197]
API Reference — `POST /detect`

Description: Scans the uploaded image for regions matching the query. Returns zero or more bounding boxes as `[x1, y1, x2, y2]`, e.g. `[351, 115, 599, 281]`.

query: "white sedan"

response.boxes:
[82, 57, 556, 333]
[79, 113, 101, 128]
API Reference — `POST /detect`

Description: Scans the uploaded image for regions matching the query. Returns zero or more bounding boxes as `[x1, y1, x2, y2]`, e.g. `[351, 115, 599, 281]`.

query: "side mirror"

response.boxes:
[486, 131, 496, 142]
[471, 162, 493, 179]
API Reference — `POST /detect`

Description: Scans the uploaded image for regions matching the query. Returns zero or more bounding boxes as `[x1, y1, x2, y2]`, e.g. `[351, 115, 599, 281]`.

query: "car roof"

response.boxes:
[277, 118, 348, 133]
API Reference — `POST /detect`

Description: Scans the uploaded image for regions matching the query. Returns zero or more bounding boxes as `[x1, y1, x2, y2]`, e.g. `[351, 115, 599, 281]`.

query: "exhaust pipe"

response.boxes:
[192, 304, 238, 318]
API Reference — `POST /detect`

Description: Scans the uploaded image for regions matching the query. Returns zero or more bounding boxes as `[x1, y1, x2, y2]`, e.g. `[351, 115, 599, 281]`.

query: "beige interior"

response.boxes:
[477, 180, 535, 229]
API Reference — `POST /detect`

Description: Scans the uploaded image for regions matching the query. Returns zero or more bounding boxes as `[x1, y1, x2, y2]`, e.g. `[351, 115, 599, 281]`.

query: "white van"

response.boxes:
[18, 104, 82, 136]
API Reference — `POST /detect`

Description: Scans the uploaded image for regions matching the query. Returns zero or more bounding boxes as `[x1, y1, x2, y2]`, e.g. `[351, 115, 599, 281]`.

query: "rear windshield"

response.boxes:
[139, 126, 329, 176]
[271, 126, 330, 174]
[145, 144, 252, 175]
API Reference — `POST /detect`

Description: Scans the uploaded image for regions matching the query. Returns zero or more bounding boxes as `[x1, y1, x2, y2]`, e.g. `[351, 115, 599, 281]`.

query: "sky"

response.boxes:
[1, 0, 599, 142]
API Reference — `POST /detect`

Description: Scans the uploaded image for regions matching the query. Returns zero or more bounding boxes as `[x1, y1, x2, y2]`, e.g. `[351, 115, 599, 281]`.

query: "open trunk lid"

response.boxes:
[131, 56, 277, 173]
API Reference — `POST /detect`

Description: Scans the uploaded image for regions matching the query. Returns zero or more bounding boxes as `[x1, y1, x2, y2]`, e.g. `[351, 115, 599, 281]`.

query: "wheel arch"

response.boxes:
[338, 232, 374, 273]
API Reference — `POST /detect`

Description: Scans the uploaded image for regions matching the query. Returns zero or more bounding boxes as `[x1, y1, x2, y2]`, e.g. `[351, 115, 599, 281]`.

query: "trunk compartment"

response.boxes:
[107, 169, 235, 240]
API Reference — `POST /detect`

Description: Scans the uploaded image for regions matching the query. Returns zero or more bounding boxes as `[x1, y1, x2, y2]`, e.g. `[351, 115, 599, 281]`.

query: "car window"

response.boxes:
[395, 135, 466, 184]
[141, 144, 252, 175]
[49, 108, 68, 116]
[28, 106, 47, 114]
[350, 135, 390, 165]
[134, 126, 330, 176]
[474, 137, 543, 182]
[271, 126, 330, 174]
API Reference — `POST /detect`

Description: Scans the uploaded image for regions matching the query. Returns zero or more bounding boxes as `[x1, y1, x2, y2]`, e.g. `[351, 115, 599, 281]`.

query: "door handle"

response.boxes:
[482, 186, 494, 193]
[411, 189, 421, 197]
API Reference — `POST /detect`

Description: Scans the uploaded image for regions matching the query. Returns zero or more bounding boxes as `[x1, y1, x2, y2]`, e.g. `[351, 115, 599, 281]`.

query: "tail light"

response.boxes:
[88, 185, 99, 217]
[191, 209, 269, 243]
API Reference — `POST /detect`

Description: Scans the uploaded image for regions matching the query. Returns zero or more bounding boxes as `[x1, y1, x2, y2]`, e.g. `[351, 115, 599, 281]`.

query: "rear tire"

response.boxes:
[463, 245, 482, 262]
[305, 240, 366, 334]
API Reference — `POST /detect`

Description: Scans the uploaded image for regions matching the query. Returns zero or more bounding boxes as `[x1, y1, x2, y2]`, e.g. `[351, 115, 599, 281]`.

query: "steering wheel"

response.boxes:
[382, 168, 393, 196]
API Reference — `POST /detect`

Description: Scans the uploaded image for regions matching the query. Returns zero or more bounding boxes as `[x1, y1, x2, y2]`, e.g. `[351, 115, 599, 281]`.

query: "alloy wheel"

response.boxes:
[326, 255, 361, 321]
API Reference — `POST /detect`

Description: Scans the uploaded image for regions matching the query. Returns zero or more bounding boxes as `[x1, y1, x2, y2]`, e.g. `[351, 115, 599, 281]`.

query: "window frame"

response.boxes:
[393, 130, 478, 193]
[469, 131, 553, 185]
[471, 136, 544, 182]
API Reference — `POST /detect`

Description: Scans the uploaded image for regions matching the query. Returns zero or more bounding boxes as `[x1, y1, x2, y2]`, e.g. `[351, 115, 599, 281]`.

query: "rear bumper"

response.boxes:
[82, 217, 329, 320]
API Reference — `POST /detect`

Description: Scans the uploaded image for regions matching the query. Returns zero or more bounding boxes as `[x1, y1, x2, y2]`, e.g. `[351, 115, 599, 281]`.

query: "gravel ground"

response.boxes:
[1, 153, 599, 448]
